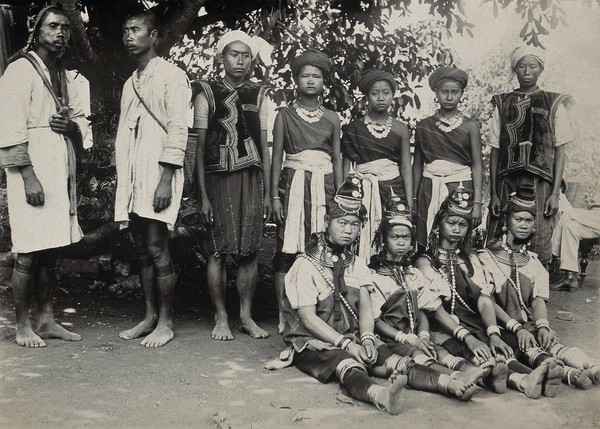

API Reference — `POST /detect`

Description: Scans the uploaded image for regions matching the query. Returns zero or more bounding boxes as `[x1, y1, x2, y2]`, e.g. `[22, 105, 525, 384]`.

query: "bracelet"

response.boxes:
[453, 326, 469, 342]
[341, 338, 352, 351]
[535, 318, 550, 331]
[333, 334, 345, 348]
[394, 331, 407, 343]
[360, 333, 376, 345]
[405, 333, 419, 343]
[486, 325, 501, 338]
[271, 196, 281, 200]
[418, 331, 431, 341]
[506, 318, 523, 334]
[473, 200, 482, 204]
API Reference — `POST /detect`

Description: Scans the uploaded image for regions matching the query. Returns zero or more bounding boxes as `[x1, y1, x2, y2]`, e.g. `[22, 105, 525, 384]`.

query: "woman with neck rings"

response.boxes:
[271, 50, 343, 334]
[341, 69, 412, 265]
[413, 67, 483, 253]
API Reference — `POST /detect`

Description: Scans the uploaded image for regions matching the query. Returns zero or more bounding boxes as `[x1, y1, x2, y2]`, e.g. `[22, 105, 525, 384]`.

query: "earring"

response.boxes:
[434, 96, 439, 104]
[501, 222, 508, 245]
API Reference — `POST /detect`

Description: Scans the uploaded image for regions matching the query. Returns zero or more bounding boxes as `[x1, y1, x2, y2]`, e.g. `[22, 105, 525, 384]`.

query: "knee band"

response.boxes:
[14, 257, 35, 274]
[549, 343, 568, 359]
[441, 354, 466, 370]
[414, 353, 437, 367]
[155, 261, 174, 278]
[336, 358, 366, 383]
[526, 346, 549, 367]
[385, 354, 413, 376]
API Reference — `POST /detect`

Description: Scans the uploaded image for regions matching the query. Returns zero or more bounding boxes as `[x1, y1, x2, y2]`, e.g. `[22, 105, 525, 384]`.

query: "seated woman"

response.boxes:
[341, 69, 412, 263]
[478, 185, 599, 391]
[415, 187, 562, 399]
[369, 192, 506, 392]
[413, 67, 483, 252]
[270, 178, 480, 413]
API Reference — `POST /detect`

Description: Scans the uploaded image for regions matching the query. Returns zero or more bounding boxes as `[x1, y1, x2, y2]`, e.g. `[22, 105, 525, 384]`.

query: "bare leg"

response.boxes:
[274, 272, 286, 334]
[237, 253, 269, 339]
[207, 255, 233, 340]
[34, 266, 81, 342]
[12, 254, 45, 347]
[141, 272, 175, 347]
[368, 370, 408, 415]
[119, 265, 158, 340]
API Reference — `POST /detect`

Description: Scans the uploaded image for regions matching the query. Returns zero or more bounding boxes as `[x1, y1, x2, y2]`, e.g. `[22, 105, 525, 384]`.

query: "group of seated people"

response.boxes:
[266, 179, 600, 413]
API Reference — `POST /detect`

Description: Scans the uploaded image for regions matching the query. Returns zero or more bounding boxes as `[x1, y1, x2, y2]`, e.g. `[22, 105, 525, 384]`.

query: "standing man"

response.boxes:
[194, 30, 271, 341]
[487, 46, 573, 268]
[0, 6, 87, 347]
[115, 11, 190, 347]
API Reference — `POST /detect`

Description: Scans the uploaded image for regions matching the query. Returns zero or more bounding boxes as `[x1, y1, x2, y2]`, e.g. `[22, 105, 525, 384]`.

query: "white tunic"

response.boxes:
[114, 57, 190, 227]
[0, 53, 88, 253]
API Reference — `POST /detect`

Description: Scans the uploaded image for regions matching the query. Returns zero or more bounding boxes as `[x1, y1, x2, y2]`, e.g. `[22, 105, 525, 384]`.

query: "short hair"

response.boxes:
[124, 10, 160, 34]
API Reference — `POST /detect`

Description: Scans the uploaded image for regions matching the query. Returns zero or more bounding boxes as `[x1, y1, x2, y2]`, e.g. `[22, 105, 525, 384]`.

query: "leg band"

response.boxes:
[155, 261, 175, 278]
[14, 255, 35, 274]
[385, 354, 413, 377]
[437, 373, 452, 395]
[342, 368, 374, 404]
[414, 353, 436, 367]
[526, 346, 550, 367]
[336, 358, 367, 383]
[441, 354, 467, 370]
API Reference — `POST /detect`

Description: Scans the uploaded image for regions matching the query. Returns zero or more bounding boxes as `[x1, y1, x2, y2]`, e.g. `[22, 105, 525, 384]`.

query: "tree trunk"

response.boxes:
[0, 3, 28, 76]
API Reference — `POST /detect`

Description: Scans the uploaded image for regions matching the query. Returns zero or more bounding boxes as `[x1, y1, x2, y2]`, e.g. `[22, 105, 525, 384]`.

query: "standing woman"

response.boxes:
[413, 67, 483, 252]
[271, 50, 343, 333]
[342, 69, 412, 263]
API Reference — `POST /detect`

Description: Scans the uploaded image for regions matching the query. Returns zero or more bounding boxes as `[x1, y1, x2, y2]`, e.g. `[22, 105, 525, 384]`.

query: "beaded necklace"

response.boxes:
[434, 109, 464, 133]
[437, 249, 477, 321]
[364, 114, 393, 139]
[485, 247, 530, 320]
[299, 254, 359, 325]
[389, 264, 416, 334]
[295, 101, 324, 123]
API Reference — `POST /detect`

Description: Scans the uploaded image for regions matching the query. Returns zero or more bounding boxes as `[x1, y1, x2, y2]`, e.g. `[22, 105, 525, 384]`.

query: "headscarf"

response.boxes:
[358, 69, 397, 94]
[24, 5, 64, 52]
[503, 184, 536, 216]
[328, 176, 367, 222]
[291, 49, 333, 79]
[428, 67, 469, 91]
[216, 30, 273, 65]
[510, 46, 545, 71]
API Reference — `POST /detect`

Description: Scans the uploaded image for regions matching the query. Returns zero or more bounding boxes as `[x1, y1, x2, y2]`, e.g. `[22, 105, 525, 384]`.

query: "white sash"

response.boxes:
[354, 158, 400, 264]
[282, 150, 333, 253]
[423, 160, 472, 236]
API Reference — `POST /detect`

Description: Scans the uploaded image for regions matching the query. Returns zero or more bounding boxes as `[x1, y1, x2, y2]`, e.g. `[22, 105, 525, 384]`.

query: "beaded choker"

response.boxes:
[489, 244, 530, 266]
[295, 101, 324, 123]
[434, 110, 464, 133]
[304, 234, 352, 268]
[364, 114, 393, 139]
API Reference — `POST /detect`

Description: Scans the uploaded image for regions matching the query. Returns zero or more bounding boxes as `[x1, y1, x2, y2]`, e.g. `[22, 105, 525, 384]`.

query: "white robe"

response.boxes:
[0, 53, 88, 253]
[114, 57, 190, 227]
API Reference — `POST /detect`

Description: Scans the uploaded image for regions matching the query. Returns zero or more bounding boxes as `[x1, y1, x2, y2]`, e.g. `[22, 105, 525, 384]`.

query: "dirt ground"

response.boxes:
[1, 252, 599, 429]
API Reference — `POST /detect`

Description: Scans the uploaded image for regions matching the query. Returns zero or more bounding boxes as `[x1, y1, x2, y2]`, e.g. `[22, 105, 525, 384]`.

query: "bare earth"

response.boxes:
[1, 260, 599, 429]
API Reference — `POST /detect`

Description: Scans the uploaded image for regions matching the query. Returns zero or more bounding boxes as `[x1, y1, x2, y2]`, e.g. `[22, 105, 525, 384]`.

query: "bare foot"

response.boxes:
[239, 319, 269, 339]
[456, 364, 489, 385]
[278, 311, 285, 335]
[141, 325, 174, 348]
[516, 364, 547, 399]
[447, 379, 479, 401]
[542, 358, 564, 398]
[211, 317, 234, 341]
[376, 370, 407, 415]
[16, 327, 46, 348]
[36, 321, 81, 342]
[119, 318, 157, 340]
[483, 359, 508, 394]
[566, 368, 593, 390]
[588, 365, 600, 384]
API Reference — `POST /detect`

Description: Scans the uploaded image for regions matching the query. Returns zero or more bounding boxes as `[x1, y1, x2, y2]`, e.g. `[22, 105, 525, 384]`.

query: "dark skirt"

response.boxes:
[205, 168, 264, 256]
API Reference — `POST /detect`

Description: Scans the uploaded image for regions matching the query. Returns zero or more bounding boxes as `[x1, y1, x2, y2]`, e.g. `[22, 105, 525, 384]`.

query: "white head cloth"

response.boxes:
[216, 30, 273, 66]
[510, 46, 545, 70]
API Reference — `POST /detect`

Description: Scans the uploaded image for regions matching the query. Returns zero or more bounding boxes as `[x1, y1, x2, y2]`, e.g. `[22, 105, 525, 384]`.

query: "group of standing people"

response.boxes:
[0, 8, 597, 408]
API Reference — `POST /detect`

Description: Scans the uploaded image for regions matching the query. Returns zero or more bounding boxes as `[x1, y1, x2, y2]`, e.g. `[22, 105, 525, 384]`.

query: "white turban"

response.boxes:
[216, 30, 273, 66]
[510, 46, 545, 70]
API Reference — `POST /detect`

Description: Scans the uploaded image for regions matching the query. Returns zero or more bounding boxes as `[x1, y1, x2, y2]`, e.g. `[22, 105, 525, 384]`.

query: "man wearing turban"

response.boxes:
[486, 46, 574, 268]
[194, 30, 272, 341]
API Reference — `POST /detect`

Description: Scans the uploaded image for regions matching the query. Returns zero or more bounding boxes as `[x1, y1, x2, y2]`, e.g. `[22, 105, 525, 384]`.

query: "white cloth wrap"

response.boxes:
[422, 160, 472, 236]
[354, 158, 400, 264]
[281, 150, 333, 253]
